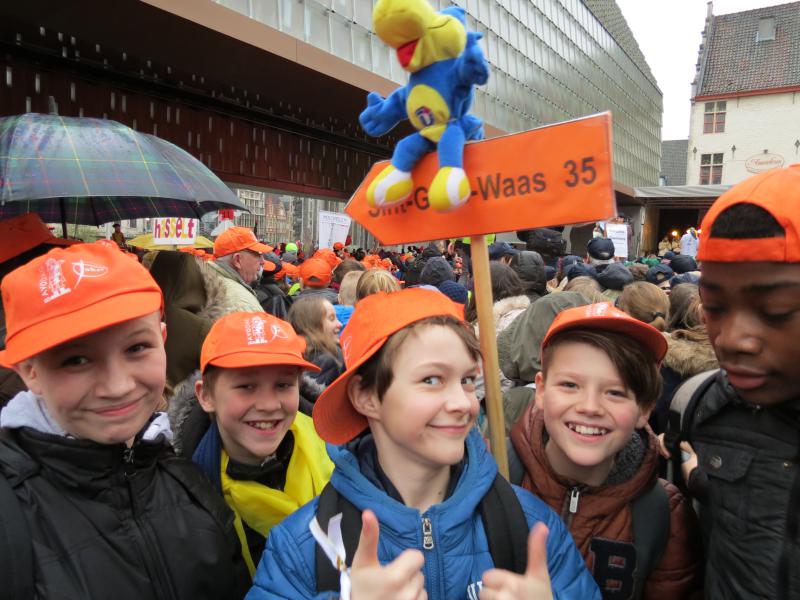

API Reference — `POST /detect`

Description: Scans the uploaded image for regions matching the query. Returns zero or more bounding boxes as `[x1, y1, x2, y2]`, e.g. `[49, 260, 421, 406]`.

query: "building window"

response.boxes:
[757, 17, 776, 42]
[703, 101, 726, 133]
[700, 153, 724, 185]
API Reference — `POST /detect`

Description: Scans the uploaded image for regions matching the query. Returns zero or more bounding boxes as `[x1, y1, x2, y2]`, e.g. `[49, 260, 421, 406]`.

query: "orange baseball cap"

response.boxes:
[314, 248, 342, 269]
[0, 243, 163, 367]
[542, 302, 667, 363]
[299, 258, 332, 287]
[0, 213, 81, 264]
[213, 227, 273, 258]
[698, 164, 800, 262]
[313, 288, 463, 444]
[200, 312, 320, 373]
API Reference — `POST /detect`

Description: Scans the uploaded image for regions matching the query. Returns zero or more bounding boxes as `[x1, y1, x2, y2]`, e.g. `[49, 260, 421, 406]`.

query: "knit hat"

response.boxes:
[437, 280, 468, 305]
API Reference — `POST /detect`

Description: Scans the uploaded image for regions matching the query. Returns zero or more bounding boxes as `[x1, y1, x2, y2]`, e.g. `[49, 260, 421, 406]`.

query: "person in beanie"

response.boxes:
[192, 312, 333, 576]
[668, 165, 800, 598]
[0, 243, 249, 599]
[510, 303, 703, 599]
[646, 264, 673, 293]
[247, 288, 600, 599]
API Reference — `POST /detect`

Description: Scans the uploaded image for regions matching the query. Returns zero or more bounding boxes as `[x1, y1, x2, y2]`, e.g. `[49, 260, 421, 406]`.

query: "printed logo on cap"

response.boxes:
[586, 303, 611, 317]
[341, 335, 353, 362]
[244, 316, 289, 346]
[39, 258, 72, 304]
[72, 260, 109, 288]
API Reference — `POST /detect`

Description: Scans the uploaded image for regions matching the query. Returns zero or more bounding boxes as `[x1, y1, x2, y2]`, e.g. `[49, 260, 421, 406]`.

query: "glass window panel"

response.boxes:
[353, 0, 372, 27]
[252, 0, 278, 26]
[331, 0, 352, 20]
[306, 3, 331, 49]
[353, 25, 371, 70]
[701, 154, 711, 165]
[717, 100, 727, 110]
[217, 0, 249, 14]
[713, 153, 724, 163]
[280, 0, 304, 37]
[330, 13, 353, 61]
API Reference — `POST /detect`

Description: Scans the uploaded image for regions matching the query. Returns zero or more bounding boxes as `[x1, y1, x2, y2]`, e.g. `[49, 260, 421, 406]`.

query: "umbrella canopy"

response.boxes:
[0, 113, 247, 226]
[127, 232, 214, 250]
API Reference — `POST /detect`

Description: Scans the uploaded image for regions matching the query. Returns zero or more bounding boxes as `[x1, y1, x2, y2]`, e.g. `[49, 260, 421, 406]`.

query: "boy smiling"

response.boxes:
[0, 243, 249, 599]
[247, 288, 599, 600]
[511, 303, 703, 599]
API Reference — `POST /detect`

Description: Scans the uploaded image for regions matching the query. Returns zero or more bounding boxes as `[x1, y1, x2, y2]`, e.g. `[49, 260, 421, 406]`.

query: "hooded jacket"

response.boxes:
[208, 259, 265, 313]
[0, 391, 250, 600]
[510, 406, 704, 600]
[686, 373, 800, 599]
[246, 428, 600, 600]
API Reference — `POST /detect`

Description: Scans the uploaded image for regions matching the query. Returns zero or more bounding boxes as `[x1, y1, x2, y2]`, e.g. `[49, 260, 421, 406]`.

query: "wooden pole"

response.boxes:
[470, 235, 509, 479]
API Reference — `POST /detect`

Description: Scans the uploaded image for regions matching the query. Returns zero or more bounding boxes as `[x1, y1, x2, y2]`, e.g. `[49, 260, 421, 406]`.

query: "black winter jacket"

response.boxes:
[686, 373, 800, 599]
[0, 426, 250, 599]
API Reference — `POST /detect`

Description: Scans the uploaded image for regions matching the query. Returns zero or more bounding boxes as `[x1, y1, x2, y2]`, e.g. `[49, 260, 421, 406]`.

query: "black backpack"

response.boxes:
[0, 468, 35, 599]
[314, 475, 529, 593]
[518, 228, 567, 257]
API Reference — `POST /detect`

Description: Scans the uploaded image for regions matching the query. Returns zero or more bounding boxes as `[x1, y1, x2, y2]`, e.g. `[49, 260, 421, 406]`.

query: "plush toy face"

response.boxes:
[373, 0, 467, 73]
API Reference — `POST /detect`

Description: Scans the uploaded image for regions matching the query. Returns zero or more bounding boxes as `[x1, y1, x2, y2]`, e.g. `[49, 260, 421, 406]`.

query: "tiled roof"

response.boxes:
[697, 2, 800, 97]
[660, 139, 688, 186]
[581, 1, 658, 88]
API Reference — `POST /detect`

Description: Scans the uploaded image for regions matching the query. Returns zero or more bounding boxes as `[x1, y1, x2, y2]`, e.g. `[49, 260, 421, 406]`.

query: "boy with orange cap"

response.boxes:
[246, 288, 599, 599]
[192, 311, 333, 576]
[0, 243, 249, 598]
[668, 165, 800, 598]
[510, 303, 703, 599]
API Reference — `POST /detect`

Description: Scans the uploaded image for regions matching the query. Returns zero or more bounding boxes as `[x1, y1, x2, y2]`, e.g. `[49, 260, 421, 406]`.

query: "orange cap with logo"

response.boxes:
[0, 213, 81, 264]
[314, 248, 342, 269]
[698, 164, 800, 263]
[299, 258, 333, 287]
[200, 312, 320, 373]
[542, 302, 668, 363]
[0, 243, 163, 367]
[313, 288, 464, 444]
[213, 227, 273, 258]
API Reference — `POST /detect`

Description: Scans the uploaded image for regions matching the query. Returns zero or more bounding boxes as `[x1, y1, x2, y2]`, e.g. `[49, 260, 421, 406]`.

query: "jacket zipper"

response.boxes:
[123, 448, 179, 600]
[422, 517, 434, 550]
[560, 486, 581, 529]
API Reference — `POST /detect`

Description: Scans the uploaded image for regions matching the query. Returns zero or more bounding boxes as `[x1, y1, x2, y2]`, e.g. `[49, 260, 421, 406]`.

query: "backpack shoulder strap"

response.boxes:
[315, 483, 362, 593]
[479, 474, 529, 574]
[631, 481, 670, 600]
[664, 369, 718, 475]
[0, 470, 35, 599]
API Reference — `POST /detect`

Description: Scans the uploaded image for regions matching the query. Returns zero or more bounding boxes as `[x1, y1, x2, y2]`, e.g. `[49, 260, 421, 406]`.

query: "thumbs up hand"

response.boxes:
[350, 510, 428, 600]
[479, 523, 553, 600]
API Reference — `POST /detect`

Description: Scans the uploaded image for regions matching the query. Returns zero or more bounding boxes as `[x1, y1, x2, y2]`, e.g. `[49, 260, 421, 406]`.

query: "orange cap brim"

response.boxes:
[0, 290, 162, 367]
[204, 350, 321, 373]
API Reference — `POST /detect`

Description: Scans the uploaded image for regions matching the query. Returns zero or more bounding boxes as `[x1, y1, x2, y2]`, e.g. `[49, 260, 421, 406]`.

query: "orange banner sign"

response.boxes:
[346, 112, 616, 245]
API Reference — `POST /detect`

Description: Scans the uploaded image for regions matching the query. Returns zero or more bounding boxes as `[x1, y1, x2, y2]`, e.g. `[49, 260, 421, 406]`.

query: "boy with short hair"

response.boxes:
[192, 311, 333, 575]
[675, 165, 800, 598]
[510, 303, 703, 599]
[247, 288, 599, 599]
[0, 243, 249, 598]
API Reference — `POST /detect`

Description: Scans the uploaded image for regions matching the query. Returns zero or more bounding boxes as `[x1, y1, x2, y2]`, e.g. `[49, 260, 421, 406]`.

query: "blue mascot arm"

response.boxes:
[456, 32, 489, 86]
[359, 89, 409, 137]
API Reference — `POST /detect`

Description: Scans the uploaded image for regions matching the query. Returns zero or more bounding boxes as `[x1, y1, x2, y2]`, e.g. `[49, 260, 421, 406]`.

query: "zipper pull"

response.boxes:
[422, 517, 434, 550]
[123, 447, 135, 464]
[569, 487, 580, 514]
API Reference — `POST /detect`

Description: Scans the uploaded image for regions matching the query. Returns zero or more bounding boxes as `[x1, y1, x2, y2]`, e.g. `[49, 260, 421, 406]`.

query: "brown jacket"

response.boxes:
[510, 404, 703, 600]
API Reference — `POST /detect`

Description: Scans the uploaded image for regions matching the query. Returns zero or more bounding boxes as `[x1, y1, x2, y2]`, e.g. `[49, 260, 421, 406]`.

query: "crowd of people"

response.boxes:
[0, 164, 797, 599]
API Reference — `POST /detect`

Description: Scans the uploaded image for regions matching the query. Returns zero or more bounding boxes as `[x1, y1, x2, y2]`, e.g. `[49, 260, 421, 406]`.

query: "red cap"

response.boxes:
[200, 312, 320, 373]
[299, 258, 333, 287]
[313, 288, 463, 444]
[698, 164, 800, 262]
[0, 243, 163, 366]
[213, 227, 273, 258]
[542, 302, 667, 363]
[0, 213, 81, 264]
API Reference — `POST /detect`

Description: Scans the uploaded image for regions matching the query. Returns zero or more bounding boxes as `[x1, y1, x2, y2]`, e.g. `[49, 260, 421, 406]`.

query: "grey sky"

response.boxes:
[616, 0, 790, 141]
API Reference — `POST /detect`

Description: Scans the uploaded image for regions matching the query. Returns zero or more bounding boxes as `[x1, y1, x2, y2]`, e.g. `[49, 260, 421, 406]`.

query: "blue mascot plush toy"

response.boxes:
[359, 0, 490, 212]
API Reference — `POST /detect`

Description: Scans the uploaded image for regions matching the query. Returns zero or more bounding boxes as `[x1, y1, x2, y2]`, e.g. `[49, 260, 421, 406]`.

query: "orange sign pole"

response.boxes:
[345, 113, 617, 477]
[470, 235, 510, 477]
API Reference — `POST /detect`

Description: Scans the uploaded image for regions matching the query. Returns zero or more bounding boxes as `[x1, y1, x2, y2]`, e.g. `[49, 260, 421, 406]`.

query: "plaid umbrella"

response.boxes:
[0, 113, 246, 228]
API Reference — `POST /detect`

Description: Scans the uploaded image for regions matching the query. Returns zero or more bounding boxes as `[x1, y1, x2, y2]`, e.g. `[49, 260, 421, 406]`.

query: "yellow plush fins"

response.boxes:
[366, 164, 414, 208]
[428, 167, 471, 212]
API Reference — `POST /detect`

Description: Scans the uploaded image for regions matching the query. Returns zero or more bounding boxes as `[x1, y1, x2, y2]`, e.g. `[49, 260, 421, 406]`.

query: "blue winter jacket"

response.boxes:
[246, 429, 599, 599]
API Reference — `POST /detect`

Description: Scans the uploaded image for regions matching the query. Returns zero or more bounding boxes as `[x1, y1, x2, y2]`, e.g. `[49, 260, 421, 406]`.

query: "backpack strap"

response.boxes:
[314, 476, 531, 593]
[478, 474, 529, 574]
[630, 481, 670, 600]
[0, 472, 35, 599]
[315, 483, 362, 593]
[664, 369, 718, 484]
